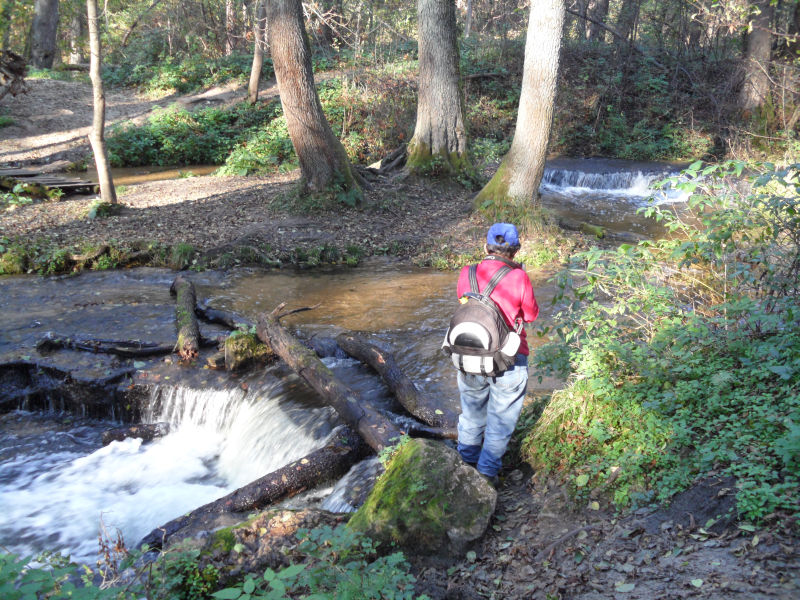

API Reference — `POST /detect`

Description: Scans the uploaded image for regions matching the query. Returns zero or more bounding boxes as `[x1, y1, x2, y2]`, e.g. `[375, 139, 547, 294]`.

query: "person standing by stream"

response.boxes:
[448, 223, 539, 485]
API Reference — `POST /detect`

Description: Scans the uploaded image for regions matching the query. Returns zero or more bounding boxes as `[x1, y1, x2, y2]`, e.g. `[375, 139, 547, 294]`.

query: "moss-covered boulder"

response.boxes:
[224, 332, 275, 371]
[347, 438, 496, 556]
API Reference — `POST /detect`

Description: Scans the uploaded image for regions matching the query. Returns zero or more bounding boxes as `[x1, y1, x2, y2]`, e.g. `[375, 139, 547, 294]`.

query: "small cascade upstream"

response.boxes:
[540, 159, 688, 205]
[0, 379, 338, 563]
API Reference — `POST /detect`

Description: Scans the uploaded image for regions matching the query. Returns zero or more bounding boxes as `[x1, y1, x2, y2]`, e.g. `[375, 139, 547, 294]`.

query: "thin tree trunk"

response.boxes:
[739, 0, 774, 112]
[266, 0, 360, 196]
[86, 0, 117, 205]
[474, 0, 564, 207]
[248, 0, 267, 103]
[30, 0, 60, 68]
[615, 0, 641, 45]
[587, 0, 609, 41]
[464, 0, 473, 38]
[226, 0, 236, 55]
[407, 0, 469, 175]
[1, 1, 12, 50]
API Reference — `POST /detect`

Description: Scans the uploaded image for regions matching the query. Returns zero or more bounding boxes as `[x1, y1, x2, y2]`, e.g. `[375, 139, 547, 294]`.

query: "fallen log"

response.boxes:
[195, 303, 253, 330]
[102, 422, 170, 445]
[257, 307, 405, 452]
[170, 276, 201, 361]
[36, 333, 174, 358]
[139, 425, 366, 550]
[335, 333, 457, 430]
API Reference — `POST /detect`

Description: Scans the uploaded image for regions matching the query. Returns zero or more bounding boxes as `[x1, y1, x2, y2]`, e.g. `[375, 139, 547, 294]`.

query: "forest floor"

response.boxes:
[2, 79, 799, 599]
[0, 78, 485, 265]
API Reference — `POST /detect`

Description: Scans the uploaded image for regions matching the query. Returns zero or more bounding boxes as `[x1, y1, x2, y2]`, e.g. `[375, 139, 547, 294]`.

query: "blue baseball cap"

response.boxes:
[486, 222, 520, 247]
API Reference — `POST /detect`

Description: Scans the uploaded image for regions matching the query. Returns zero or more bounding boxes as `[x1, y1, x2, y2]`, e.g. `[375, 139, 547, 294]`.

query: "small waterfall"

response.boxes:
[321, 457, 385, 513]
[0, 380, 338, 563]
[541, 165, 687, 204]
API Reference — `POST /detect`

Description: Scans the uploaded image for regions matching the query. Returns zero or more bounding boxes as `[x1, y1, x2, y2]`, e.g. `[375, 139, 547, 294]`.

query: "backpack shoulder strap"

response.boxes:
[481, 265, 512, 297]
[468, 264, 479, 293]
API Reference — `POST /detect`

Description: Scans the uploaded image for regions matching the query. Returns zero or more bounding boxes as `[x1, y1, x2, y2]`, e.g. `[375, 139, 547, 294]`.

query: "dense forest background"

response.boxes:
[2, 0, 799, 171]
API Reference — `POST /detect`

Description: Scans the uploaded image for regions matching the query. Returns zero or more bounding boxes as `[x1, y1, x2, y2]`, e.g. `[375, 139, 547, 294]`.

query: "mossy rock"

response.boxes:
[224, 332, 275, 371]
[347, 438, 496, 556]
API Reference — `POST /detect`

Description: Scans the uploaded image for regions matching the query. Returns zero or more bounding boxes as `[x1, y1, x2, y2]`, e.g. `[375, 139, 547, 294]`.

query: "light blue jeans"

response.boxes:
[457, 354, 528, 477]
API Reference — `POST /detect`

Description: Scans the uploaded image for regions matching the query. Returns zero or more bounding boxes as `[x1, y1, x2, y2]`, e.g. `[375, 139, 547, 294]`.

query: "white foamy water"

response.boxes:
[0, 382, 338, 563]
[541, 167, 688, 204]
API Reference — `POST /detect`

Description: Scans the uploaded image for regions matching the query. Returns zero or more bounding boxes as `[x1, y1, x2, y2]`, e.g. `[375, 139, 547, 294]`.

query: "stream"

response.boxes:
[0, 159, 687, 564]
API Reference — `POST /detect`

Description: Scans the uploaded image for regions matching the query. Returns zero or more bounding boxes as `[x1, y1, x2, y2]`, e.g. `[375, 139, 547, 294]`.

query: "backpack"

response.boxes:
[442, 262, 522, 377]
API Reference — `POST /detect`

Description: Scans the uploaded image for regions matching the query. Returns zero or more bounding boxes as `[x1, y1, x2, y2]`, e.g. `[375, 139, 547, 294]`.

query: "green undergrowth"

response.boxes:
[103, 52, 267, 96]
[106, 100, 283, 168]
[0, 524, 424, 599]
[525, 161, 800, 525]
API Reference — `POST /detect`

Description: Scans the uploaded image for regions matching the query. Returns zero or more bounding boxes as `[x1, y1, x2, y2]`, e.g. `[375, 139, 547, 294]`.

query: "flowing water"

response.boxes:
[0, 159, 686, 564]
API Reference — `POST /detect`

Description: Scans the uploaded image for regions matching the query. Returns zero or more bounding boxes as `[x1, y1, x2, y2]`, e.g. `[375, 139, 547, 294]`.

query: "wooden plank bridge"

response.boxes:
[0, 167, 98, 196]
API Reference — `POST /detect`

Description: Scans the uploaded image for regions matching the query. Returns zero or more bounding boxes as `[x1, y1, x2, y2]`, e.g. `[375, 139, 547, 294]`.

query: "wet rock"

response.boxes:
[348, 438, 496, 556]
[102, 422, 170, 445]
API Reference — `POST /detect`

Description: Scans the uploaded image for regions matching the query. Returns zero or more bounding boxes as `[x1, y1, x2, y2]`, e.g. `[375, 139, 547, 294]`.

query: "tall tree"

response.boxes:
[474, 0, 564, 207]
[87, 0, 117, 205]
[587, 0, 609, 41]
[29, 0, 60, 68]
[267, 0, 360, 196]
[225, 0, 236, 55]
[248, 0, 268, 103]
[407, 0, 470, 175]
[739, 0, 775, 112]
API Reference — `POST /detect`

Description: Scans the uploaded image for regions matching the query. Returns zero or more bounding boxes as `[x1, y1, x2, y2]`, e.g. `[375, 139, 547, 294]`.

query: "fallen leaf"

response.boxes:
[615, 582, 635, 592]
[690, 579, 703, 588]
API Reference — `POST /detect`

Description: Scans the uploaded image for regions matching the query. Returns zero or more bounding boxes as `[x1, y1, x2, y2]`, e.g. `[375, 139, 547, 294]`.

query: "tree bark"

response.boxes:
[407, 0, 470, 175]
[266, 0, 360, 196]
[248, 0, 267, 103]
[587, 0, 609, 41]
[226, 0, 236, 55]
[739, 0, 774, 112]
[30, 0, 59, 68]
[474, 0, 564, 207]
[256, 308, 404, 451]
[68, 12, 86, 64]
[170, 275, 201, 361]
[464, 0, 473, 38]
[335, 333, 458, 430]
[615, 0, 641, 45]
[139, 425, 366, 550]
[86, 0, 117, 205]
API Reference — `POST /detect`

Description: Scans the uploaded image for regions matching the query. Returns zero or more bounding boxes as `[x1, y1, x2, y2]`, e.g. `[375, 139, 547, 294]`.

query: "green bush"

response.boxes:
[106, 100, 282, 167]
[213, 525, 424, 600]
[527, 161, 800, 522]
[103, 53, 271, 95]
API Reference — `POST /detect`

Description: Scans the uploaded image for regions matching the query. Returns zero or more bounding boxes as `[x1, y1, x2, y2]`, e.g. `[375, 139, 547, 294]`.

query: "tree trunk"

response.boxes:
[739, 0, 774, 112]
[464, 0, 473, 38]
[226, 0, 236, 55]
[266, 0, 360, 197]
[407, 0, 470, 176]
[30, 0, 60, 68]
[1, 1, 12, 50]
[335, 333, 458, 430]
[474, 0, 564, 207]
[170, 275, 201, 361]
[587, 0, 609, 41]
[615, 0, 641, 45]
[248, 0, 267, 103]
[139, 425, 366, 550]
[86, 0, 117, 205]
[68, 12, 86, 64]
[256, 309, 404, 451]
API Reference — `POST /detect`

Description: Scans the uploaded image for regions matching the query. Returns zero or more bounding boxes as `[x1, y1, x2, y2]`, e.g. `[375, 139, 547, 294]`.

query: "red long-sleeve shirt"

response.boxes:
[457, 257, 539, 355]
